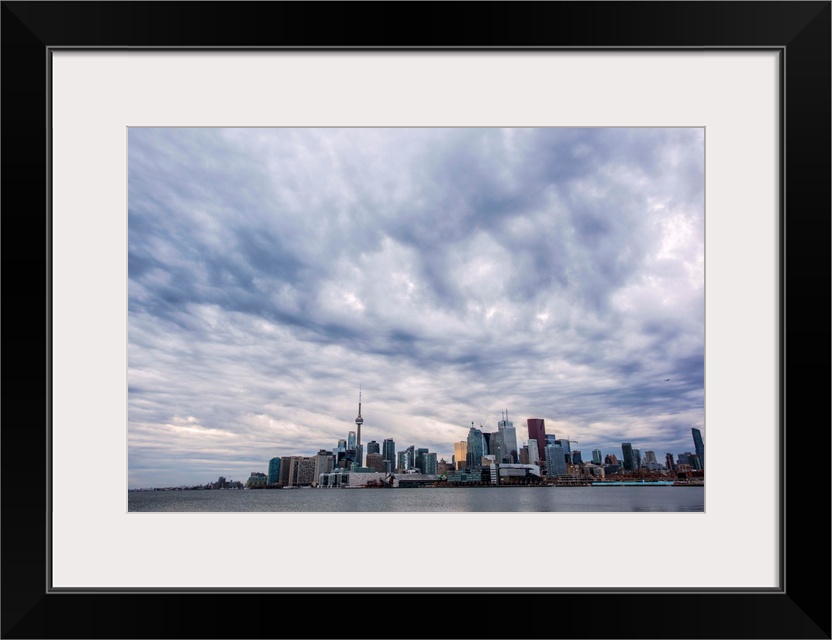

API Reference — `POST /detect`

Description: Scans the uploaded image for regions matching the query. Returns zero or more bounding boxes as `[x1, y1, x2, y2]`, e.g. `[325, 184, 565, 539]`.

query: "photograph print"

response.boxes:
[127, 127, 705, 513]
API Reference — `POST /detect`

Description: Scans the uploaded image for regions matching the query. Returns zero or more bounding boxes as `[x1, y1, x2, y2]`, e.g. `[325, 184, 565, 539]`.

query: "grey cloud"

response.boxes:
[128, 127, 704, 488]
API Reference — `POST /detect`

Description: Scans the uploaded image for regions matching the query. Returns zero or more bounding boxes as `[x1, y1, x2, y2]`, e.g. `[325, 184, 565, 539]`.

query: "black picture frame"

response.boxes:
[2, 2, 829, 638]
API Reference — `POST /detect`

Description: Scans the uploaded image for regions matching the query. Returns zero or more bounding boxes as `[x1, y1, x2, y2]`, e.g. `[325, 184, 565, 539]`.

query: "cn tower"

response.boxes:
[354, 388, 364, 467]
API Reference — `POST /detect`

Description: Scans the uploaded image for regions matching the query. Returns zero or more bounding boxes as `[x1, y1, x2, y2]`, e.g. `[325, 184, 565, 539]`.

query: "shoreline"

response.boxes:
[130, 481, 704, 492]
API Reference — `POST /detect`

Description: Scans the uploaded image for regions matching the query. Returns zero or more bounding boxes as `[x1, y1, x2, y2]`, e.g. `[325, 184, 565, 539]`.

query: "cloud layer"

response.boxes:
[128, 127, 704, 488]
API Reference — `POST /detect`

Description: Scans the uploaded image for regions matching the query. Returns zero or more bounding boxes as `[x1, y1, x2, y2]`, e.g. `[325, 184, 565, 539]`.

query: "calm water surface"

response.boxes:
[128, 486, 704, 512]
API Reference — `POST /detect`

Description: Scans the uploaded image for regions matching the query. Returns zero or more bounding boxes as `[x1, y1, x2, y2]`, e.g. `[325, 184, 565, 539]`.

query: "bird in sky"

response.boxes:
[665, 379, 671, 381]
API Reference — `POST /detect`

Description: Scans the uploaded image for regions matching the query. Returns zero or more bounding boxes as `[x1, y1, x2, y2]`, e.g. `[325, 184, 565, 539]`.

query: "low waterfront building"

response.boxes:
[318, 470, 390, 488]
[247, 472, 267, 488]
[395, 473, 439, 488]
[348, 471, 389, 487]
[497, 463, 542, 484]
[446, 470, 481, 485]
[318, 468, 350, 488]
[487, 464, 498, 485]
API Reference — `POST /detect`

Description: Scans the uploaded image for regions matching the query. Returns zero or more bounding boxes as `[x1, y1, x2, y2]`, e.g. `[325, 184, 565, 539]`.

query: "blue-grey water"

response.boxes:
[128, 486, 704, 512]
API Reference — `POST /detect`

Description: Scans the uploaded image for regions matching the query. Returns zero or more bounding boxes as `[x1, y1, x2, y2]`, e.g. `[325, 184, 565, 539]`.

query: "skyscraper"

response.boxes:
[526, 439, 540, 463]
[415, 448, 429, 472]
[622, 442, 635, 471]
[297, 457, 317, 486]
[313, 450, 335, 485]
[691, 427, 704, 469]
[397, 446, 415, 471]
[592, 449, 603, 464]
[279, 456, 292, 485]
[497, 410, 518, 462]
[382, 438, 396, 474]
[268, 457, 281, 485]
[467, 424, 484, 469]
[366, 453, 384, 472]
[285, 455, 305, 486]
[454, 441, 468, 470]
[423, 452, 438, 475]
[366, 440, 380, 456]
[482, 431, 492, 457]
[545, 443, 567, 476]
[527, 418, 547, 463]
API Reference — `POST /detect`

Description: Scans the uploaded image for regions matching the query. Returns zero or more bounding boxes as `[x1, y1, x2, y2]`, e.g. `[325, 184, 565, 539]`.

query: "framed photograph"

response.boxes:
[2, 2, 829, 638]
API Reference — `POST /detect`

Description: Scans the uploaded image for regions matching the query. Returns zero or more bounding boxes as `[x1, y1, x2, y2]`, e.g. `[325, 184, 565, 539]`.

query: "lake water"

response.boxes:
[128, 486, 705, 512]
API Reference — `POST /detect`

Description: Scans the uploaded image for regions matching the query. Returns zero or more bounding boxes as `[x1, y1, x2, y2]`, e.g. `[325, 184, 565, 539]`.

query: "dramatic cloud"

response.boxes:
[128, 127, 704, 488]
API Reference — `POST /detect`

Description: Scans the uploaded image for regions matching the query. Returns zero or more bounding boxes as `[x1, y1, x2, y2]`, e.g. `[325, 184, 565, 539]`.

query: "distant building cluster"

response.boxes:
[239, 397, 705, 490]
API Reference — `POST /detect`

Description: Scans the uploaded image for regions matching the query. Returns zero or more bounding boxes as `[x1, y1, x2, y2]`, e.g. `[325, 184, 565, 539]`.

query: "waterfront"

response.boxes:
[128, 485, 704, 512]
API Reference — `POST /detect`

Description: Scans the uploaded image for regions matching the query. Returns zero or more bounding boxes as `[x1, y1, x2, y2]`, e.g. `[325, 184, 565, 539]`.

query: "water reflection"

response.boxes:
[129, 486, 705, 513]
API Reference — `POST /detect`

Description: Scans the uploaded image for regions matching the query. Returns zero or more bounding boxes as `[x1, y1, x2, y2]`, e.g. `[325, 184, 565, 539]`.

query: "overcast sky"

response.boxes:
[127, 127, 704, 489]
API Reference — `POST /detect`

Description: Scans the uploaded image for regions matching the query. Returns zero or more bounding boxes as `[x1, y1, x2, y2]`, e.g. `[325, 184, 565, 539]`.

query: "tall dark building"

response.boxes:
[415, 447, 429, 472]
[382, 438, 396, 473]
[297, 457, 317, 486]
[366, 440, 380, 456]
[279, 456, 292, 485]
[268, 457, 281, 485]
[489, 431, 506, 463]
[398, 445, 416, 471]
[337, 449, 357, 469]
[621, 442, 636, 471]
[691, 427, 704, 469]
[467, 425, 484, 469]
[482, 432, 493, 457]
[527, 418, 547, 463]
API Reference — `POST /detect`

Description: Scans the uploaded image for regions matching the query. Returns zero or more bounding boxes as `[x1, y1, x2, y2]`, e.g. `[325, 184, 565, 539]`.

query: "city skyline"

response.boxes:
[135, 411, 705, 489]
[128, 127, 704, 489]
